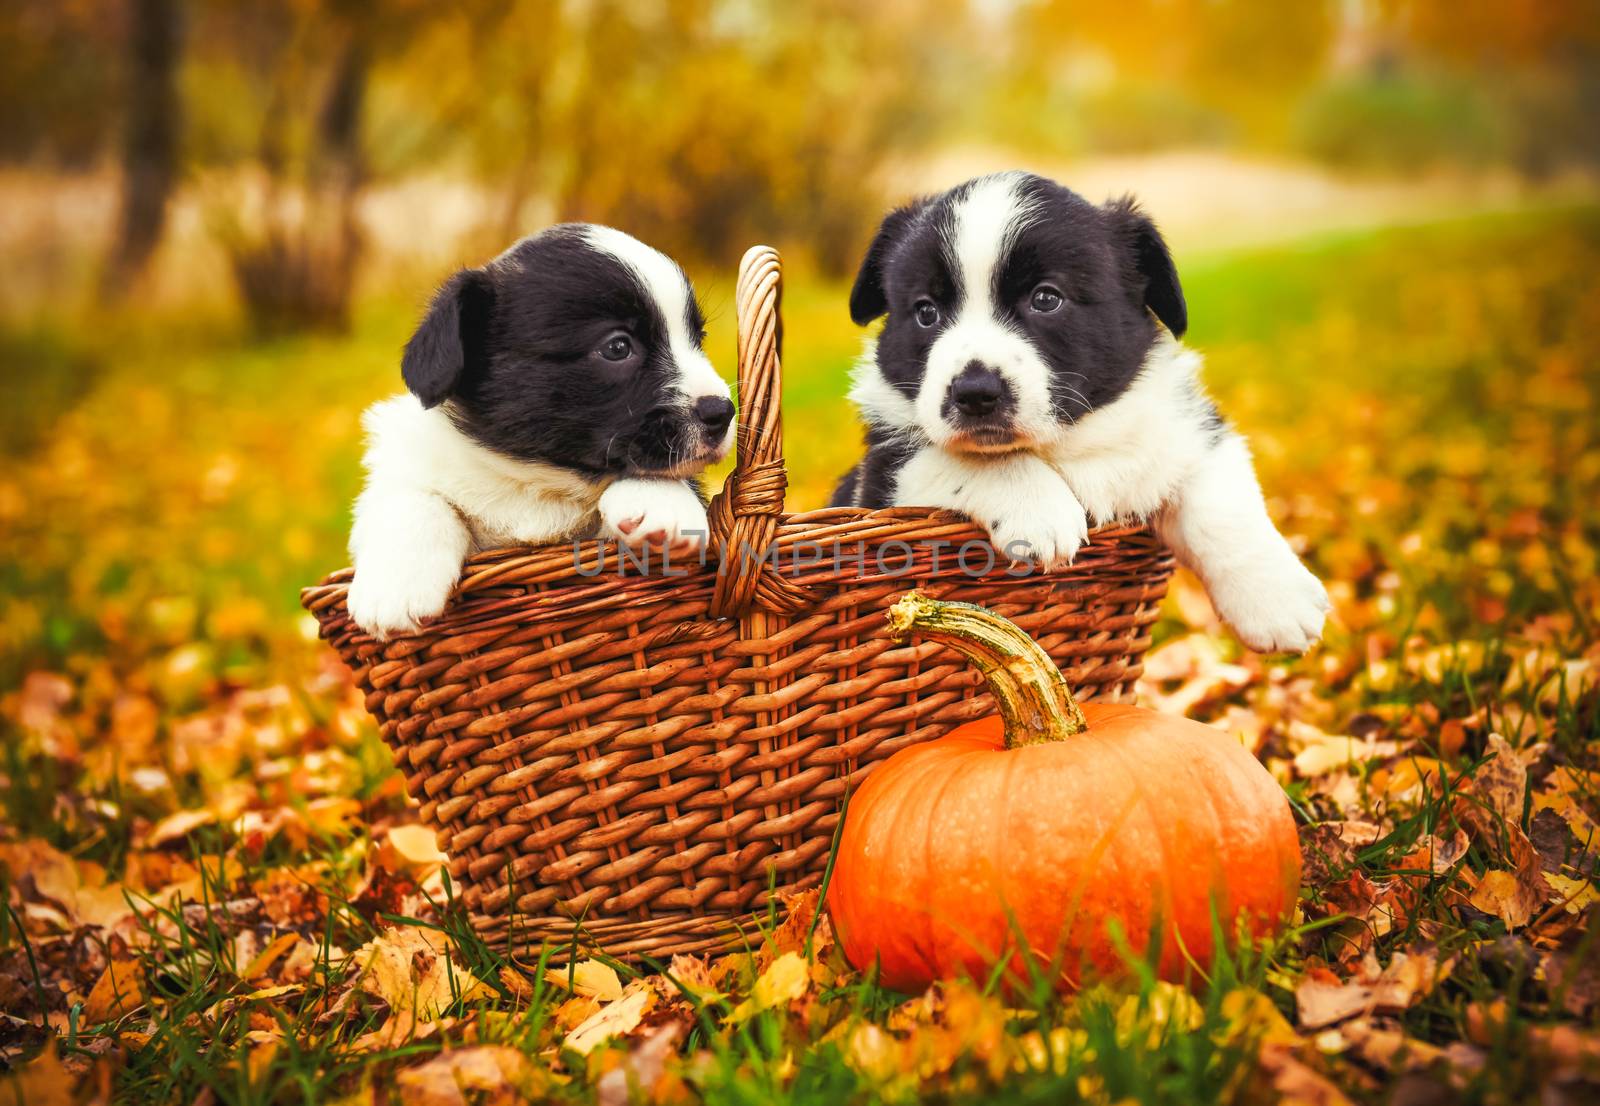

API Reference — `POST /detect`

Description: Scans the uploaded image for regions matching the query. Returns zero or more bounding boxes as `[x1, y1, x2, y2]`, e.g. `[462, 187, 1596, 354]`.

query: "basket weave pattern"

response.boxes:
[303, 246, 1175, 960]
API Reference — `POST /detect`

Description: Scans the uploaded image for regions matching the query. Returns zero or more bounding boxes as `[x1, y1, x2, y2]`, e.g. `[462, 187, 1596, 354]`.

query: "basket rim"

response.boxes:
[302, 508, 1162, 597]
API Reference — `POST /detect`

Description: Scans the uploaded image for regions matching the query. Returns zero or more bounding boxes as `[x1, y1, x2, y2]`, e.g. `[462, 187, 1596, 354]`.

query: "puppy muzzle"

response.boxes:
[941, 362, 1022, 452]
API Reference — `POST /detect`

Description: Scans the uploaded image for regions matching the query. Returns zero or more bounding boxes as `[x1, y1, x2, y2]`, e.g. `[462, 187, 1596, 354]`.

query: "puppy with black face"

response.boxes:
[348, 224, 734, 638]
[834, 171, 1328, 653]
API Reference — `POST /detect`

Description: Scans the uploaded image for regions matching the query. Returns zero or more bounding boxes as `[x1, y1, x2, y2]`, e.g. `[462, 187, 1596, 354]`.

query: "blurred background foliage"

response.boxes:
[4, 0, 1599, 318]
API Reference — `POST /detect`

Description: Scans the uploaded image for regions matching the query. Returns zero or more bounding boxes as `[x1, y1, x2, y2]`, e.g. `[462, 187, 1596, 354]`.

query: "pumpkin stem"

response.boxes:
[886, 591, 1087, 747]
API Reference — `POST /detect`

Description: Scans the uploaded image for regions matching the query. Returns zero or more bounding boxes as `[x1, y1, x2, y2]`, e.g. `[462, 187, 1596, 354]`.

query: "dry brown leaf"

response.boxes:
[1319, 868, 1380, 923]
[1469, 871, 1540, 929]
[564, 984, 656, 1056]
[1466, 826, 1553, 930]
[0, 839, 136, 931]
[1396, 828, 1470, 877]
[1542, 949, 1600, 1017]
[496, 966, 537, 1002]
[664, 954, 726, 1003]
[1335, 1019, 1446, 1073]
[1527, 808, 1585, 875]
[768, 888, 830, 959]
[394, 1045, 541, 1106]
[2, 1040, 77, 1106]
[1533, 766, 1600, 841]
[1138, 634, 1256, 715]
[1299, 821, 1383, 886]
[1296, 950, 1449, 1029]
[1255, 1042, 1357, 1106]
[1465, 733, 1527, 826]
[594, 1022, 685, 1106]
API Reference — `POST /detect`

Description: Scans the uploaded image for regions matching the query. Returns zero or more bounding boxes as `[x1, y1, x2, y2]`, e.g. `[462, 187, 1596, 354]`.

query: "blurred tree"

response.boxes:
[197, 0, 366, 332]
[0, 1, 119, 166]
[99, 0, 184, 301]
[381, 0, 966, 275]
[1010, 0, 1337, 149]
[1370, 0, 1600, 174]
[9, 0, 1600, 318]
[191, 0, 450, 332]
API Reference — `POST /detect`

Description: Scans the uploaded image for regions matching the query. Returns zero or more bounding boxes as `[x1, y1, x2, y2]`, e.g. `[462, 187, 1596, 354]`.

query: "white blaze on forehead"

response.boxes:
[946, 171, 1036, 315]
[915, 172, 1056, 447]
[579, 225, 729, 402]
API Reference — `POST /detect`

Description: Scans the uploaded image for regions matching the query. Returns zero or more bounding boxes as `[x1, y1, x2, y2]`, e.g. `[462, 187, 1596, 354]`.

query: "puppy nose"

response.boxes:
[950, 362, 1006, 417]
[693, 395, 734, 437]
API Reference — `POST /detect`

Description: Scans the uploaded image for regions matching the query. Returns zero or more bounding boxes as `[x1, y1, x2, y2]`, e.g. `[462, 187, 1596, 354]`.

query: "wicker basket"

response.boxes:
[302, 245, 1175, 962]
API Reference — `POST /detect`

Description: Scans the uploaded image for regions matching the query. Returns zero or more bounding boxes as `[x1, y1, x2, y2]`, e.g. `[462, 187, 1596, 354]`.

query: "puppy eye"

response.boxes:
[600, 334, 633, 362]
[914, 300, 940, 328]
[1030, 286, 1064, 313]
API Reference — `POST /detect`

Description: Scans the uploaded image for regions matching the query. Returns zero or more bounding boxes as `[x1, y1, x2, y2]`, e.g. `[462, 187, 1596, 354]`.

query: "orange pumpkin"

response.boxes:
[826, 592, 1301, 993]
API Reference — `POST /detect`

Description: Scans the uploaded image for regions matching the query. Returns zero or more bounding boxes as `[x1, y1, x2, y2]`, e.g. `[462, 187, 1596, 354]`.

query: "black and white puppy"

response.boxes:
[348, 224, 734, 638]
[833, 171, 1328, 653]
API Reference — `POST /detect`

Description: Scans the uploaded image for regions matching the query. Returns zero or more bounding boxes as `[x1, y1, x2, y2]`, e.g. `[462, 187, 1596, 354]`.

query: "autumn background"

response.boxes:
[3, 1, 1599, 1103]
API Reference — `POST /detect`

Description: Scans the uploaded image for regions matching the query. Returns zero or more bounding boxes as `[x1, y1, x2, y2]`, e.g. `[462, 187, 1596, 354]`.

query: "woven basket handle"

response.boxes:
[707, 246, 808, 617]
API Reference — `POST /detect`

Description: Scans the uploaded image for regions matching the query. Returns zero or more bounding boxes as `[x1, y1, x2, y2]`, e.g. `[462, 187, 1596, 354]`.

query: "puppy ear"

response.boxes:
[848, 201, 923, 326]
[402, 268, 493, 408]
[1107, 197, 1187, 339]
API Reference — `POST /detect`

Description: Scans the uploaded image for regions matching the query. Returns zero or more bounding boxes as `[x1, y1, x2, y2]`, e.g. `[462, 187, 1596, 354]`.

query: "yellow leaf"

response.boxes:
[1115, 980, 1204, 1047]
[304, 796, 363, 836]
[385, 823, 448, 868]
[563, 984, 655, 1056]
[241, 931, 299, 980]
[3, 1041, 75, 1106]
[1544, 874, 1600, 915]
[1468, 871, 1538, 930]
[351, 925, 492, 1021]
[1219, 987, 1300, 1047]
[727, 951, 810, 1024]
[547, 959, 624, 1001]
[82, 956, 142, 1024]
[146, 807, 219, 847]
[1289, 724, 1399, 777]
[845, 1023, 902, 1082]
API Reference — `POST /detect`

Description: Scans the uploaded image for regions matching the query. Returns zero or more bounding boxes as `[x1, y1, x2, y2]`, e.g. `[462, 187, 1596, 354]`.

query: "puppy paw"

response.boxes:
[1209, 554, 1330, 654]
[347, 554, 462, 640]
[983, 486, 1090, 571]
[599, 478, 709, 555]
